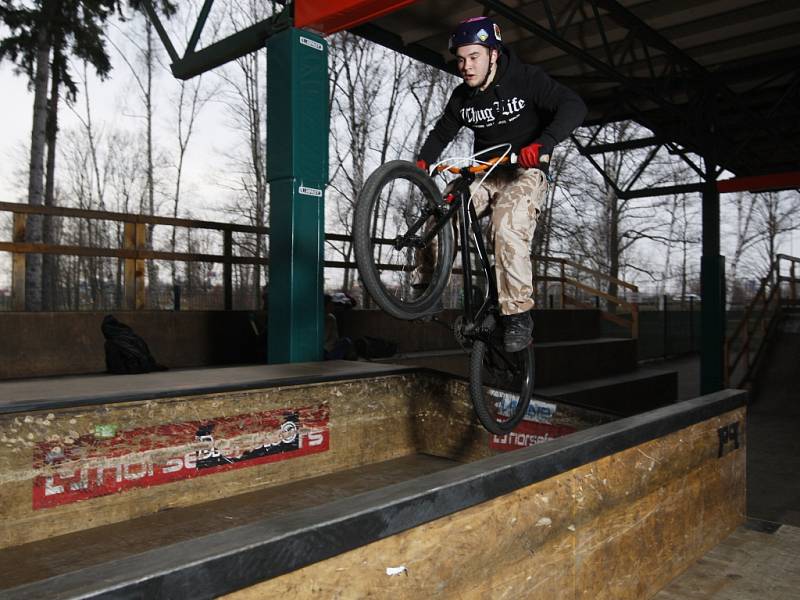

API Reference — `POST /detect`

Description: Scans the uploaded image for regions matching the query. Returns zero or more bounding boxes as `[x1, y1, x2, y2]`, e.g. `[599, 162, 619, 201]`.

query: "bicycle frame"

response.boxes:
[453, 172, 498, 335]
[398, 168, 499, 338]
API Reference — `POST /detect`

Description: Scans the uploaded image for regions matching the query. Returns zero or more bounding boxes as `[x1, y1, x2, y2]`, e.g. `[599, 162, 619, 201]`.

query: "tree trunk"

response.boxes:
[607, 187, 620, 312]
[42, 44, 63, 311]
[25, 7, 53, 311]
[251, 54, 265, 308]
[144, 20, 159, 307]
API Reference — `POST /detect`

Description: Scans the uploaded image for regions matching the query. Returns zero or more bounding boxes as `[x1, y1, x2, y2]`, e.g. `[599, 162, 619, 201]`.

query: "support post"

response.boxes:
[124, 222, 146, 310]
[663, 294, 669, 359]
[136, 223, 146, 309]
[12, 213, 26, 311]
[223, 229, 233, 310]
[124, 222, 136, 309]
[701, 161, 726, 393]
[266, 28, 328, 363]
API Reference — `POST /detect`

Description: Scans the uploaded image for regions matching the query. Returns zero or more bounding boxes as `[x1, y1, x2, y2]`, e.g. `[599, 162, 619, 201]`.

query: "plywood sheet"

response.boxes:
[0, 376, 421, 547]
[225, 408, 746, 599]
[0, 370, 605, 549]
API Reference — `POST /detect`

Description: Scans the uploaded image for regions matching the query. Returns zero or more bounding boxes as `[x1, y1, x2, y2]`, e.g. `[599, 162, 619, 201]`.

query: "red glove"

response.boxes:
[416, 159, 428, 172]
[519, 142, 550, 170]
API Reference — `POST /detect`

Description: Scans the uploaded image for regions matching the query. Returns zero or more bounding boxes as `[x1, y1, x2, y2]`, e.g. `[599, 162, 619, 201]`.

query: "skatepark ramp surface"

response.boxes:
[0, 361, 745, 599]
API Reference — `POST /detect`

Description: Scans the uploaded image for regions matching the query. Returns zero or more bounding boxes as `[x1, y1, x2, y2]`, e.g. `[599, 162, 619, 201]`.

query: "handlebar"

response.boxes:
[435, 155, 515, 174]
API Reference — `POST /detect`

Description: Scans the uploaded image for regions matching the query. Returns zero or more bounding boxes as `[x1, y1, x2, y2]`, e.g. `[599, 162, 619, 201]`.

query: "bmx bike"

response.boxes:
[353, 146, 536, 435]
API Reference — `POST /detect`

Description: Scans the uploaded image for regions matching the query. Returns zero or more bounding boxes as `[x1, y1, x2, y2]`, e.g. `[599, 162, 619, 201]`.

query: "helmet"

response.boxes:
[448, 17, 502, 54]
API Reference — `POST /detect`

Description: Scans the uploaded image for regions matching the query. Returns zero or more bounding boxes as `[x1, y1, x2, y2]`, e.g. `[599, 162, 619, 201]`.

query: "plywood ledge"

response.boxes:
[3, 390, 746, 599]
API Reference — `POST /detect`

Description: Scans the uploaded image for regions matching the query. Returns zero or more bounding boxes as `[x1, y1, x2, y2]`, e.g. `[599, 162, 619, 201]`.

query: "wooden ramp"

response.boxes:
[0, 362, 745, 599]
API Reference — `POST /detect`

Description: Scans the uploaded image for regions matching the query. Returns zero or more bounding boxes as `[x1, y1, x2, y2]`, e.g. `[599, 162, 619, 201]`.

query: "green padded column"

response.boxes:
[266, 28, 328, 363]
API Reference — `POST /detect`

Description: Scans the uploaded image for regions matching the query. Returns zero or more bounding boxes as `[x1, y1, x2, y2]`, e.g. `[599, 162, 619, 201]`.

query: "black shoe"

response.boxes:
[503, 311, 533, 353]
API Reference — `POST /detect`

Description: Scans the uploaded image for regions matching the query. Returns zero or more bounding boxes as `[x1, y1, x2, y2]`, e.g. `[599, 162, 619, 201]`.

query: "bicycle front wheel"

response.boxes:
[469, 334, 535, 435]
[353, 160, 454, 320]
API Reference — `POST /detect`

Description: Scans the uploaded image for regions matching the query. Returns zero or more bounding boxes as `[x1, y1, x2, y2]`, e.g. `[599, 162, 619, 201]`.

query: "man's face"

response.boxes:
[455, 44, 496, 88]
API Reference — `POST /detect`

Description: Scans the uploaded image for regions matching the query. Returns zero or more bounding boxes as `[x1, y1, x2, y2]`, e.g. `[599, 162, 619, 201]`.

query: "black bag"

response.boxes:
[355, 336, 398, 359]
[101, 315, 167, 374]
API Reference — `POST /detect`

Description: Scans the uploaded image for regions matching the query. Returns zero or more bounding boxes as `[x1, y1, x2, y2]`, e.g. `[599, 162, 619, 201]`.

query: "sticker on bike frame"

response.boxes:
[487, 389, 558, 423]
[299, 37, 324, 52]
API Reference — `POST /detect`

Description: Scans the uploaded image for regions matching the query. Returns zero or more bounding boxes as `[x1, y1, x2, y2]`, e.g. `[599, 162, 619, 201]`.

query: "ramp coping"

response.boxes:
[0, 361, 420, 416]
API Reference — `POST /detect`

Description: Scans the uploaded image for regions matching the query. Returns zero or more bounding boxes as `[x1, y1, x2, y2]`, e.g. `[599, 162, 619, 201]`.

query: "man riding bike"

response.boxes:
[415, 16, 587, 353]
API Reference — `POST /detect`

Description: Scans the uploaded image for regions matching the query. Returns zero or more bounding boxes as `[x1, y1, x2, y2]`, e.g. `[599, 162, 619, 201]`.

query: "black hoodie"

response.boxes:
[418, 47, 587, 164]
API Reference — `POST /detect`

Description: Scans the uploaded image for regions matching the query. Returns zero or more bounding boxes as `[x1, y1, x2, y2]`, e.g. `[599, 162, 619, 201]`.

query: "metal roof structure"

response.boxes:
[352, 0, 800, 183]
[142, 0, 798, 390]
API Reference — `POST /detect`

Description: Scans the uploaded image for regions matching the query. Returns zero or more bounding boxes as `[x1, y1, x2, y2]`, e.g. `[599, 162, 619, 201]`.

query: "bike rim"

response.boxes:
[365, 175, 448, 308]
[479, 341, 534, 427]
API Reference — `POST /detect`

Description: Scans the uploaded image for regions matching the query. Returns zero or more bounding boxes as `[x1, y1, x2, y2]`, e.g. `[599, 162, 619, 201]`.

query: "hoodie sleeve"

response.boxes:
[525, 65, 587, 151]
[418, 90, 463, 165]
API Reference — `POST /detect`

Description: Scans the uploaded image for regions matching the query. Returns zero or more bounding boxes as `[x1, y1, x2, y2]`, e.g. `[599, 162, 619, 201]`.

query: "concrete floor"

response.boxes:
[652, 316, 800, 598]
[655, 522, 800, 599]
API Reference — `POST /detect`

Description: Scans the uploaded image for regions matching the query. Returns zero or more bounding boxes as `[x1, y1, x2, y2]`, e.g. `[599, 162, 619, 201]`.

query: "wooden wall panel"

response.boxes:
[224, 408, 746, 600]
[0, 376, 421, 548]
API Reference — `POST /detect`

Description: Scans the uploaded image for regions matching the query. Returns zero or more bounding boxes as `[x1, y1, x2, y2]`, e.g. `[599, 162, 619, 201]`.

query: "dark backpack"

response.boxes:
[101, 315, 167, 374]
[355, 336, 398, 359]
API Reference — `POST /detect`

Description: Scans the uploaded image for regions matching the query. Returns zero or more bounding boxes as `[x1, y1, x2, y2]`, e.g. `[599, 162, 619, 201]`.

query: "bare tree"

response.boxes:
[209, 0, 272, 308]
[41, 35, 66, 310]
[566, 122, 681, 304]
[168, 75, 215, 289]
[110, 14, 165, 304]
[725, 191, 763, 304]
[22, 3, 54, 310]
[406, 62, 452, 157]
[327, 33, 419, 292]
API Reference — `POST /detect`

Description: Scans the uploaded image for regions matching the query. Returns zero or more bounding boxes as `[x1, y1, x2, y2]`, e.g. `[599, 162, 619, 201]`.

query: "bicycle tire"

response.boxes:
[469, 337, 535, 435]
[353, 160, 454, 320]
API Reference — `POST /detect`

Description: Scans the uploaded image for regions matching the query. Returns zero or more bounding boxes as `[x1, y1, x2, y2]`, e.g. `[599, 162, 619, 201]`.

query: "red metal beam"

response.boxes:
[295, 0, 419, 35]
[717, 172, 800, 194]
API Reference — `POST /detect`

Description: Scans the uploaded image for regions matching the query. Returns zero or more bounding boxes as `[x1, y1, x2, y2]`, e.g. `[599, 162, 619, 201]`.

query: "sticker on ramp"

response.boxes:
[490, 420, 576, 451]
[32, 404, 330, 509]
[487, 388, 558, 423]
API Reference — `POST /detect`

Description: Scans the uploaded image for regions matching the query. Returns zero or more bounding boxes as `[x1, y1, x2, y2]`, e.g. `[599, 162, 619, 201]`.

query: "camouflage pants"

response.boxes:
[416, 167, 548, 315]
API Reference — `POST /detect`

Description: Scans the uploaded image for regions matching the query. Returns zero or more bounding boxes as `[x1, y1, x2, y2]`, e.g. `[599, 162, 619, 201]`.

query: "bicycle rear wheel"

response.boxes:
[353, 160, 454, 320]
[469, 333, 535, 435]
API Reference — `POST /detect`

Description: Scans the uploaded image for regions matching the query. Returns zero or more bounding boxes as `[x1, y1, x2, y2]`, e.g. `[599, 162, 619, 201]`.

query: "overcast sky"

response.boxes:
[1, 18, 797, 297]
[0, 24, 238, 219]
[0, 64, 36, 202]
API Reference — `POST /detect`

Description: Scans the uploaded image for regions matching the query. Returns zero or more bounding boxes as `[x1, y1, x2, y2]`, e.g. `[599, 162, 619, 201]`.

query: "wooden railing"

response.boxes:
[725, 254, 800, 388]
[532, 255, 640, 339]
[2, 203, 640, 329]
[0, 201, 352, 311]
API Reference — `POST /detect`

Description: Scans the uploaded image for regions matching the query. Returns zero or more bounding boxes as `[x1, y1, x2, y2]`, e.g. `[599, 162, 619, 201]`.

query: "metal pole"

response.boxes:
[700, 158, 726, 393]
[223, 229, 233, 311]
[663, 294, 668, 358]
